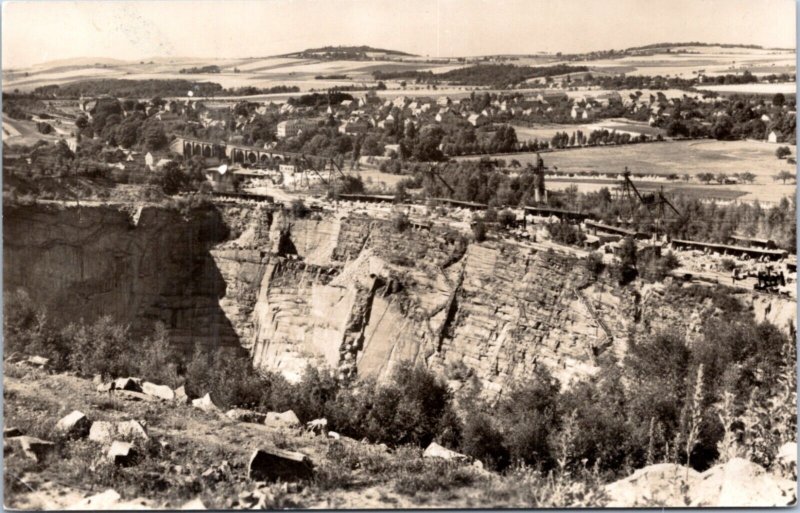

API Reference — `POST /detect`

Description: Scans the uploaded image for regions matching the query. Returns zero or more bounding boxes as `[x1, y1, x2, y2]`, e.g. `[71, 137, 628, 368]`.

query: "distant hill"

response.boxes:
[623, 42, 791, 51]
[280, 45, 415, 60]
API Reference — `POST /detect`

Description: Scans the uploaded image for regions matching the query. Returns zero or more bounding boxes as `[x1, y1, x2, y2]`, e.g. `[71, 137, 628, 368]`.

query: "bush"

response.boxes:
[63, 316, 135, 380]
[546, 222, 586, 246]
[134, 323, 183, 388]
[289, 199, 310, 218]
[460, 412, 510, 471]
[497, 370, 561, 469]
[719, 258, 736, 272]
[584, 252, 605, 279]
[472, 220, 487, 242]
[330, 363, 457, 448]
[498, 209, 516, 228]
[392, 212, 410, 232]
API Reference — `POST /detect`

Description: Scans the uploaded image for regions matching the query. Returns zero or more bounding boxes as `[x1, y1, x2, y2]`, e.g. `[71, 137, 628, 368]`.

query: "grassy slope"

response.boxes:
[3, 364, 608, 509]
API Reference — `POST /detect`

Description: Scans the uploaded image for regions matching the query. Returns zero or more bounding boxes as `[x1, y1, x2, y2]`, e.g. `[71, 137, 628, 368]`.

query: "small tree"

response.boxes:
[738, 172, 756, 184]
[775, 146, 792, 159]
[697, 173, 715, 184]
[774, 171, 795, 184]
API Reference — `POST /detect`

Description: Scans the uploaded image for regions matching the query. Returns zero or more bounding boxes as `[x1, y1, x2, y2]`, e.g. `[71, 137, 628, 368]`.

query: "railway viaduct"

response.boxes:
[170, 136, 320, 167]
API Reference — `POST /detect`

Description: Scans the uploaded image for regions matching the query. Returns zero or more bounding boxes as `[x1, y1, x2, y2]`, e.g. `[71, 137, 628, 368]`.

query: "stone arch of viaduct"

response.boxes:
[175, 137, 302, 166]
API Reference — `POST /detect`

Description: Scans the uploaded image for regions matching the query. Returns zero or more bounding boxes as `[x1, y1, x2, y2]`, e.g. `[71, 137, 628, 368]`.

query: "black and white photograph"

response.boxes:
[1, 0, 798, 508]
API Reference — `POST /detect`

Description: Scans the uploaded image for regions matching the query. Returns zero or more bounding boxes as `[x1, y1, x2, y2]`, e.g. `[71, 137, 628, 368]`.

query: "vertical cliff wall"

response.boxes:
[3, 203, 243, 354]
[16, 202, 764, 396]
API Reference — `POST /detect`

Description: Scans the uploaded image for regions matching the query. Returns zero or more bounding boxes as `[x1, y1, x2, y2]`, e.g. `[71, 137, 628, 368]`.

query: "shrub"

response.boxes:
[134, 323, 183, 388]
[392, 212, 410, 232]
[330, 363, 457, 448]
[183, 348, 277, 410]
[584, 252, 605, 279]
[546, 222, 586, 246]
[460, 413, 510, 471]
[472, 220, 487, 242]
[497, 370, 561, 469]
[498, 209, 516, 228]
[289, 199, 309, 218]
[719, 258, 736, 272]
[63, 316, 135, 380]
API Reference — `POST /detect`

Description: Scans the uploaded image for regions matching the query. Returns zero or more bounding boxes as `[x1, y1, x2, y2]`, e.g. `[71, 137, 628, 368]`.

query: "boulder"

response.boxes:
[694, 457, 796, 507]
[142, 382, 175, 401]
[107, 441, 136, 466]
[192, 393, 219, 413]
[113, 377, 143, 392]
[423, 442, 470, 462]
[264, 410, 300, 428]
[88, 421, 116, 444]
[26, 355, 49, 368]
[174, 386, 190, 404]
[8, 436, 55, 462]
[4, 427, 22, 438]
[305, 418, 328, 434]
[180, 498, 207, 510]
[55, 411, 91, 438]
[605, 463, 701, 507]
[226, 408, 267, 424]
[605, 459, 796, 507]
[117, 420, 148, 441]
[247, 448, 314, 482]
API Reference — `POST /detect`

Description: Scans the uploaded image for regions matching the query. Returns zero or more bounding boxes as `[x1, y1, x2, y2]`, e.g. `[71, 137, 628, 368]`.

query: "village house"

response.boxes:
[767, 130, 780, 143]
[468, 113, 489, 127]
[384, 143, 401, 157]
[277, 119, 317, 139]
[339, 119, 371, 135]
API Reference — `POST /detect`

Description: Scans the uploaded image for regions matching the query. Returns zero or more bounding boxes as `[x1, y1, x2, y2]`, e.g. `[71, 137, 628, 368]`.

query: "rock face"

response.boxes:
[247, 448, 314, 482]
[9, 203, 791, 395]
[3, 204, 244, 356]
[605, 459, 796, 507]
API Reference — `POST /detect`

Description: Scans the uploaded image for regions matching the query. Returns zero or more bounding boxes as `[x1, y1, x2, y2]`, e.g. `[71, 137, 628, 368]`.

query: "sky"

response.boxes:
[2, 0, 797, 69]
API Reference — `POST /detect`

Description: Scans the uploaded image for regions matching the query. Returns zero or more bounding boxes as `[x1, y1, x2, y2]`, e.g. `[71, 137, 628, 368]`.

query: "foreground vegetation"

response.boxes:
[5, 277, 795, 486]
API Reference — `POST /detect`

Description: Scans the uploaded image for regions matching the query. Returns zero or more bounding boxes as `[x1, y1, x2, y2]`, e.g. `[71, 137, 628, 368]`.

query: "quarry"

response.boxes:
[4, 198, 795, 393]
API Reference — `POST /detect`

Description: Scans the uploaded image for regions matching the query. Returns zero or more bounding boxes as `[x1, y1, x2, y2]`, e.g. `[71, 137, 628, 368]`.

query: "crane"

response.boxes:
[424, 164, 455, 195]
[618, 167, 684, 240]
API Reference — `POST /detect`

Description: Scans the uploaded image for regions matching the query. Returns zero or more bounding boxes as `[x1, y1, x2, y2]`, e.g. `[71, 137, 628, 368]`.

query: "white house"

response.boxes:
[467, 113, 488, 127]
[767, 130, 779, 143]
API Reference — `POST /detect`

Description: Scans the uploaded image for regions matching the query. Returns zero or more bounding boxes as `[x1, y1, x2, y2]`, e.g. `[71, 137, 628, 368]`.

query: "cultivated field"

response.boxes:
[512, 118, 665, 142]
[476, 140, 796, 181]
[554, 46, 796, 79]
[460, 139, 797, 203]
[700, 83, 797, 95]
